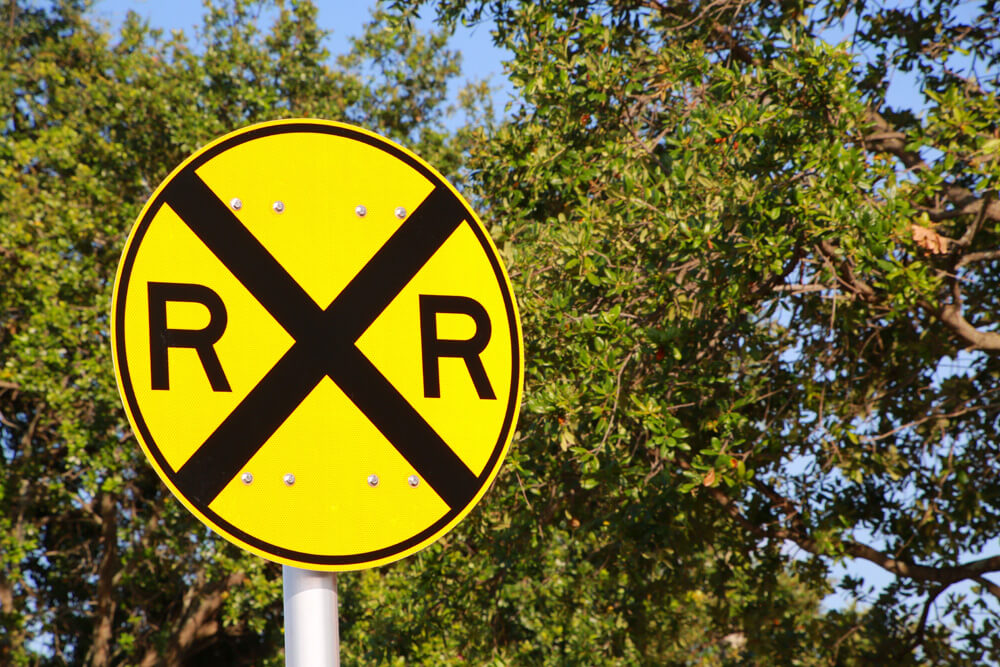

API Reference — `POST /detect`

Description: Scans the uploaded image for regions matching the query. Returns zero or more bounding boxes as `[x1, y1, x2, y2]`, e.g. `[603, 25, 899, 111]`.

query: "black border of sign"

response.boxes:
[113, 122, 521, 566]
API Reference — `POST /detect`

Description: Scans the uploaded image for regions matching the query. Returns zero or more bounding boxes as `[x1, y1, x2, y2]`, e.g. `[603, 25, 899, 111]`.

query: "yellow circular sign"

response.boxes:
[111, 120, 523, 570]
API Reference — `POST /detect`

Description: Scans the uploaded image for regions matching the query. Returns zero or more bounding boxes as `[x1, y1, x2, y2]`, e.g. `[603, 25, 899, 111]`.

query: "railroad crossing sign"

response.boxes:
[110, 120, 523, 570]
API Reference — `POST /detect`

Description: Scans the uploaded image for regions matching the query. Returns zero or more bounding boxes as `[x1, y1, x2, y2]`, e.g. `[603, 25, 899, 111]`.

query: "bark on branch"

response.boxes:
[707, 483, 1000, 589]
[937, 199, 1000, 351]
[938, 302, 1000, 350]
[139, 572, 248, 667]
[865, 111, 1000, 224]
[815, 240, 876, 300]
[974, 575, 1000, 601]
[865, 110, 928, 172]
[88, 493, 118, 667]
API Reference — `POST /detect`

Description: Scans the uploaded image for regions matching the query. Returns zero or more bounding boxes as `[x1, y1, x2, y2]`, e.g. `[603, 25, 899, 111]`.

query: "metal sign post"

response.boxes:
[283, 566, 340, 666]
[110, 119, 522, 663]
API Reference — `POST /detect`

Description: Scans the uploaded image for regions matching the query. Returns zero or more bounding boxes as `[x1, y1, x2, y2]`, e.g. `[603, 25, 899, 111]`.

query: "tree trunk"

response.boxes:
[89, 492, 118, 667]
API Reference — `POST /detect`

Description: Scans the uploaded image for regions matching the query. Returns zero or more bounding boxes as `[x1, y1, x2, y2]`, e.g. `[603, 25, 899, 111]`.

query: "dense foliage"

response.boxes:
[414, 0, 1000, 663]
[1, 1, 482, 663]
[2, 0, 999, 664]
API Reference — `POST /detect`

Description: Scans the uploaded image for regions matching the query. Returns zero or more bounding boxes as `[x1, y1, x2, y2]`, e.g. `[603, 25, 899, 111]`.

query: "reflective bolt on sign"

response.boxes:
[110, 120, 524, 570]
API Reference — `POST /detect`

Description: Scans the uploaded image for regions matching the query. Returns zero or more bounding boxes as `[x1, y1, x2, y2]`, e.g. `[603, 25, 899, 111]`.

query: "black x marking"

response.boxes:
[161, 171, 480, 510]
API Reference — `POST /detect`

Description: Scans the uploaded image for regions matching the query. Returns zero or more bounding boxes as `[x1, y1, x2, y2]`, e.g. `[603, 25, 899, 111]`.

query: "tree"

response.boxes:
[376, 0, 998, 662]
[4, 0, 1000, 664]
[0, 1, 483, 663]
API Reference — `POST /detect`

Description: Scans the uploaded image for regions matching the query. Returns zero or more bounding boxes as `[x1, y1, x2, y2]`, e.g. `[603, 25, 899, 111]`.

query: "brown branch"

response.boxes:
[898, 582, 951, 660]
[957, 249, 1000, 268]
[600, 351, 634, 449]
[955, 191, 994, 248]
[88, 493, 118, 667]
[0, 574, 13, 615]
[6, 1, 16, 50]
[815, 240, 876, 299]
[865, 111, 1000, 225]
[865, 110, 928, 172]
[938, 302, 1000, 350]
[975, 575, 1000, 602]
[0, 567, 26, 659]
[930, 212, 1000, 350]
[831, 620, 865, 661]
[706, 481, 1000, 589]
[858, 392, 1000, 443]
[710, 21, 753, 65]
[843, 543, 1000, 585]
[942, 186, 1000, 225]
[772, 283, 833, 294]
[140, 571, 248, 667]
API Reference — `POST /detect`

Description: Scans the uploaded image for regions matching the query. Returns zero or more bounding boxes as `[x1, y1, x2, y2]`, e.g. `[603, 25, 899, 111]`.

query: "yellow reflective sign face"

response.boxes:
[110, 120, 523, 570]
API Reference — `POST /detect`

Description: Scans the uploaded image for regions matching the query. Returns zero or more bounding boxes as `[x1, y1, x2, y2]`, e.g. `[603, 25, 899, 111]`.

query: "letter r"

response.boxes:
[419, 295, 496, 400]
[148, 282, 231, 392]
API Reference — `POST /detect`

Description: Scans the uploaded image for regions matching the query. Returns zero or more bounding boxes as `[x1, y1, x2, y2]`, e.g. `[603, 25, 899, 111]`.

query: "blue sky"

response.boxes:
[87, 0, 517, 117]
[86, 1, 942, 126]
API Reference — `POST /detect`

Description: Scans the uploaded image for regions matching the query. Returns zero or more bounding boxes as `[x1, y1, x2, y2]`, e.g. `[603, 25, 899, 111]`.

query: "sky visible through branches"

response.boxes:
[83, 0, 1000, 650]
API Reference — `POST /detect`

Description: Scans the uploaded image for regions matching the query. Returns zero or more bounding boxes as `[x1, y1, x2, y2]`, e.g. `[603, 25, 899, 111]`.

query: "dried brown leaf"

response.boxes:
[911, 223, 950, 254]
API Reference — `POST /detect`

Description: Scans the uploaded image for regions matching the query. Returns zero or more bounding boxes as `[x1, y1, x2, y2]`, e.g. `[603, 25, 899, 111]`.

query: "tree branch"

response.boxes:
[815, 240, 876, 300]
[87, 493, 118, 667]
[707, 481, 1000, 589]
[865, 111, 1000, 224]
[957, 249, 1000, 268]
[898, 581, 951, 660]
[161, 571, 248, 666]
[975, 575, 1000, 602]
[843, 543, 1000, 585]
[772, 283, 834, 294]
[865, 110, 928, 172]
[955, 191, 994, 248]
[938, 302, 1000, 350]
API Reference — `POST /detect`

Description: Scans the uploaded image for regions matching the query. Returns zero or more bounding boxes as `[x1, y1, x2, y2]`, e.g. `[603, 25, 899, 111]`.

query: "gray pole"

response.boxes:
[283, 566, 340, 666]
